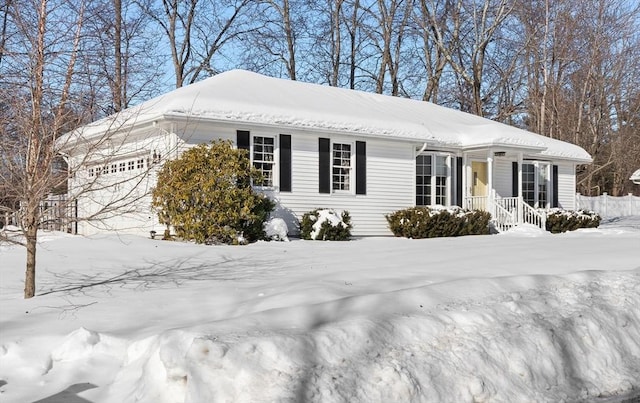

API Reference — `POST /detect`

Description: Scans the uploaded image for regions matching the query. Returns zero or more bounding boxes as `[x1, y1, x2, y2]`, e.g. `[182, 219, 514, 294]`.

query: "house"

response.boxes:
[631, 169, 640, 185]
[62, 69, 592, 237]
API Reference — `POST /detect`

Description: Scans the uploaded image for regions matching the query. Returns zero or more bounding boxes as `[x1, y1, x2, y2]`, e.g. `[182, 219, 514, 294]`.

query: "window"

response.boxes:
[522, 163, 535, 206]
[416, 155, 432, 206]
[252, 136, 275, 187]
[88, 168, 94, 177]
[319, 138, 365, 194]
[137, 159, 144, 169]
[332, 143, 352, 191]
[111, 164, 117, 174]
[128, 161, 134, 170]
[522, 162, 550, 208]
[416, 154, 449, 206]
[119, 162, 126, 172]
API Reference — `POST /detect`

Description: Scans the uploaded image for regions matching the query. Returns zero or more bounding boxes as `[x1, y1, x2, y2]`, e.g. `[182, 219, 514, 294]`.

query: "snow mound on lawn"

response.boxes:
[101, 270, 640, 403]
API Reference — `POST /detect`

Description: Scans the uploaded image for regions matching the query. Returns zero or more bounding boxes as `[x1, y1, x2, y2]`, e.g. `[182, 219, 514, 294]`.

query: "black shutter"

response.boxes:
[279, 134, 292, 192]
[552, 165, 559, 208]
[512, 161, 519, 197]
[355, 141, 366, 195]
[456, 157, 463, 207]
[237, 130, 250, 152]
[319, 138, 330, 193]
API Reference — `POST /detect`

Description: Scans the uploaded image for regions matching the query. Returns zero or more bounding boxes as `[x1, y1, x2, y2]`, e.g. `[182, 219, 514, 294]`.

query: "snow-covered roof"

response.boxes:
[74, 69, 592, 162]
[631, 169, 640, 184]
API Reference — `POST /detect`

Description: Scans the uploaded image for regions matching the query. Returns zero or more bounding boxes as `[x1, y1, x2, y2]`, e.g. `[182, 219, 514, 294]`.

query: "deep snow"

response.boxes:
[1, 217, 639, 402]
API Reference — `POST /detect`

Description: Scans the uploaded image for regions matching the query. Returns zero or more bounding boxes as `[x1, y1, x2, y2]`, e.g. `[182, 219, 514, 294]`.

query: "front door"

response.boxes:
[471, 161, 488, 196]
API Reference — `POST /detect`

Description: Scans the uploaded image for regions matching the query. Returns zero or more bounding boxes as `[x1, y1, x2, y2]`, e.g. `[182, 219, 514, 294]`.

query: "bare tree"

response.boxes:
[238, 0, 309, 80]
[415, 0, 449, 102]
[141, 0, 253, 88]
[1, 0, 168, 298]
[0, 0, 86, 298]
[304, 0, 345, 86]
[518, 0, 640, 195]
[367, 0, 414, 95]
[419, 0, 513, 115]
[82, 0, 164, 114]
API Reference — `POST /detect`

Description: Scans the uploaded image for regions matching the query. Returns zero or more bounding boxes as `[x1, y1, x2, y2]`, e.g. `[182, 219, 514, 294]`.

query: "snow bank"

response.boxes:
[1, 219, 639, 402]
[93, 271, 640, 402]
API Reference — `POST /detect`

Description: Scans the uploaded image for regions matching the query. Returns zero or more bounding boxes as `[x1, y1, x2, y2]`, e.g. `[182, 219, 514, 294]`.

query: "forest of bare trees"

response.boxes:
[1, 0, 639, 297]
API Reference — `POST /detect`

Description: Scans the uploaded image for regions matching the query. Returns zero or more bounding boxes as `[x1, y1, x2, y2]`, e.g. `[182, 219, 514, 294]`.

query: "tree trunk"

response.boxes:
[113, 0, 123, 111]
[24, 217, 38, 298]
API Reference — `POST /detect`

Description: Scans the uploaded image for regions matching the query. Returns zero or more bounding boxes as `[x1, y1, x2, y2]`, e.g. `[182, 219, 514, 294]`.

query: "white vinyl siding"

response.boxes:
[275, 134, 414, 236]
[493, 158, 513, 198]
[71, 120, 584, 237]
[557, 162, 577, 209]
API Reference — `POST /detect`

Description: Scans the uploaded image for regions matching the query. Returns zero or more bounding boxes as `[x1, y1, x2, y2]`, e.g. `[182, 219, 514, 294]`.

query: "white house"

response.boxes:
[62, 69, 592, 236]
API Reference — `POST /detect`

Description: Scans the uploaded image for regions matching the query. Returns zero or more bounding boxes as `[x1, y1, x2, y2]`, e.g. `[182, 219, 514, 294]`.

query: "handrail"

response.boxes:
[491, 201, 515, 232]
[521, 202, 546, 230]
[463, 195, 547, 232]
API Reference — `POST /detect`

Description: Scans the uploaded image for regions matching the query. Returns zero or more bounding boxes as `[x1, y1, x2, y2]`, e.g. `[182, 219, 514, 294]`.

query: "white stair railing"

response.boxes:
[464, 194, 547, 232]
[521, 201, 546, 230]
[491, 201, 515, 232]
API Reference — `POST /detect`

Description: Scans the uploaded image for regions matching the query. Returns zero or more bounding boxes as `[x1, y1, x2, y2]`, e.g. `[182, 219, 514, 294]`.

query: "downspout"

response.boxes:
[416, 142, 428, 156]
[518, 152, 523, 224]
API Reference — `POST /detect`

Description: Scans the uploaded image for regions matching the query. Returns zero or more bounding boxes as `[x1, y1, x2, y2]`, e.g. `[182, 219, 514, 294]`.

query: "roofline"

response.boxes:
[61, 112, 593, 164]
[162, 111, 451, 144]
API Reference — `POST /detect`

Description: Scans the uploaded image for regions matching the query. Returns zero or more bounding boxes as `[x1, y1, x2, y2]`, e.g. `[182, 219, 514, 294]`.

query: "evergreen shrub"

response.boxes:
[300, 209, 352, 240]
[385, 206, 491, 238]
[152, 140, 275, 244]
[545, 209, 601, 233]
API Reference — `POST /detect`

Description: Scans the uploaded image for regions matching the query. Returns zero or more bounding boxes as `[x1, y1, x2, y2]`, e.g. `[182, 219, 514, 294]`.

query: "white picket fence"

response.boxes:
[576, 193, 640, 218]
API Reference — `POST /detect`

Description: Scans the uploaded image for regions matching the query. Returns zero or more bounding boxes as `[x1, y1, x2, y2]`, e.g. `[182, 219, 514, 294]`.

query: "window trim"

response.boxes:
[415, 152, 452, 207]
[522, 160, 551, 209]
[331, 141, 354, 193]
[250, 134, 277, 189]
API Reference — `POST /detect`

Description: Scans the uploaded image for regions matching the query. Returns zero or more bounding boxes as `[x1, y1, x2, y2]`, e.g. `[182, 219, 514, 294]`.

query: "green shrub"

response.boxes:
[300, 209, 352, 240]
[385, 206, 491, 238]
[545, 209, 601, 233]
[152, 140, 275, 244]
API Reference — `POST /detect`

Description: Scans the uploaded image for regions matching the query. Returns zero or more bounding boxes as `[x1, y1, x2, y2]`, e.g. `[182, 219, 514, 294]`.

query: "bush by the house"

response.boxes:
[545, 209, 601, 233]
[386, 206, 491, 239]
[152, 140, 275, 245]
[300, 209, 352, 240]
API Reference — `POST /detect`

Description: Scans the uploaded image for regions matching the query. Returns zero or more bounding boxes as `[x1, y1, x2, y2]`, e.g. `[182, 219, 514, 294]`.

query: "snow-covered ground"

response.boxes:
[1, 217, 639, 402]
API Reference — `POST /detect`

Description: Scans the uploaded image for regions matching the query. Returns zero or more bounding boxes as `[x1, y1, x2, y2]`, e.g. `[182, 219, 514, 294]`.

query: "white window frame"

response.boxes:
[522, 161, 551, 208]
[251, 135, 277, 189]
[331, 141, 354, 193]
[416, 152, 452, 206]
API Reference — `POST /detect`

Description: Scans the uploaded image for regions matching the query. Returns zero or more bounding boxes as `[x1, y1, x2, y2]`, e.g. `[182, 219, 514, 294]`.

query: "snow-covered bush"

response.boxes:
[264, 217, 290, 241]
[386, 206, 491, 238]
[300, 209, 352, 241]
[545, 209, 601, 233]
